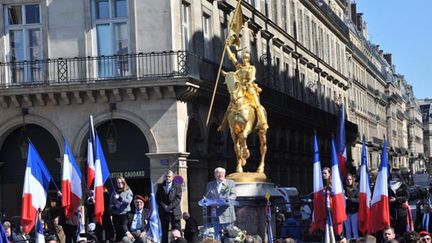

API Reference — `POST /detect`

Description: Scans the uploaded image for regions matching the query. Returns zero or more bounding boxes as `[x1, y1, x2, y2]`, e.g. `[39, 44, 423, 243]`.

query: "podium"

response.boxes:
[198, 198, 238, 239]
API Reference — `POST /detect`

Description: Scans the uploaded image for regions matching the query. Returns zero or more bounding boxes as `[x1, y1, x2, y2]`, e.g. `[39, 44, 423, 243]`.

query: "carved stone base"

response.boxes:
[234, 182, 284, 242]
[226, 172, 267, 183]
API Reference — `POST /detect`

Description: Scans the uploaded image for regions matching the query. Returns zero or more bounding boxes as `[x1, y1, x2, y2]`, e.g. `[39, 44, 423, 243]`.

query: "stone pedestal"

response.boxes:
[234, 182, 284, 242]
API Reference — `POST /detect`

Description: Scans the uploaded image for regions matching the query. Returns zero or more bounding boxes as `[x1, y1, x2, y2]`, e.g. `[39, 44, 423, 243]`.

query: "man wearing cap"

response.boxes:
[122, 195, 148, 243]
[420, 231, 432, 243]
[156, 170, 182, 243]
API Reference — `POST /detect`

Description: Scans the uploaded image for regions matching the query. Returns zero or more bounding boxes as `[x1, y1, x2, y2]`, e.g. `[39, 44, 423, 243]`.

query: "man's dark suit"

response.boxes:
[156, 181, 182, 243]
[184, 216, 199, 243]
[122, 209, 148, 235]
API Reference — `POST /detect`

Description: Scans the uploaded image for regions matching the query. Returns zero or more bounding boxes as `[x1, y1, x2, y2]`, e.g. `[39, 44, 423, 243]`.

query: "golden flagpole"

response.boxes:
[205, 0, 244, 127]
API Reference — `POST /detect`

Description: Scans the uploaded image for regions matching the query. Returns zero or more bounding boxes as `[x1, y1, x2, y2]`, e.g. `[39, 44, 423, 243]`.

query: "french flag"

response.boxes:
[358, 138, 371, 234]
[62, 140, 83, 219]
[147, 180, 162, 242]
[336, 104, 347, 179]
[369, 139, 390, 233]
[94, 135, 111, 224]
[21, 142, 53, 234]
[87, 116, 96, 187]
[330, 137, 346, 235]
[35, 217, 45, 243]
[310, 132, 326, 232]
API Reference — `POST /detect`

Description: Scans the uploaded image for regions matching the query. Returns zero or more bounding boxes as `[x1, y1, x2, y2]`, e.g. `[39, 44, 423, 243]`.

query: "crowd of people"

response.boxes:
[315, 166, 432, 243]
[1, 171, 197, 243]
[0, 167, 243, 243]
[3, 165, 432, 243]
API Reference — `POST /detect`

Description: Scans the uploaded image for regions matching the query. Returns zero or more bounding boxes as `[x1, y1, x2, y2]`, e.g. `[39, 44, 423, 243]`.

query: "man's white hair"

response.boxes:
[214, 167, 226, 174]
[166, 170, 174, 176]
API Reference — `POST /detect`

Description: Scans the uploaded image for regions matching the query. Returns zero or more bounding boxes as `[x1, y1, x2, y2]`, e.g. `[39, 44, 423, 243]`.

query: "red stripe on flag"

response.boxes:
[87, 168, 95, 188]
[331, 193, 347, 235]
[62, 181, 81, 219]
[338, 154, 346, 179]
[21, 193, 37, 234]
[94, 186, 105, 224]
[311, 191, 326, 232]
[358, 192, 370, 234]
[369, 195, 390, 233]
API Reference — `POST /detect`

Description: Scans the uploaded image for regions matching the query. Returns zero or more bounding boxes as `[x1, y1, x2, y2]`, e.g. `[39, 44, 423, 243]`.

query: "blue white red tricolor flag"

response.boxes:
[336, 104, 347, 179]
[21, 142, 53, 234]
[310, 132, 326, 232]
[94, 135, 111, 224]
[265, 199, 274, 243]
[358, 138, 371, 234]
[36, 217, 45, 243]
[87, 115, 96, 187]
[62, 140, 83, 219]
[324, 202, 336, 243]
[369, 139, 390, 233]
[147, 180, 162, 242]
[330, 137, 346, 235]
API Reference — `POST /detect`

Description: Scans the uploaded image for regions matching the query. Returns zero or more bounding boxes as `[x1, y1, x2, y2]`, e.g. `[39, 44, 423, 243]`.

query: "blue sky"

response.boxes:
[355, 0, 432, 99]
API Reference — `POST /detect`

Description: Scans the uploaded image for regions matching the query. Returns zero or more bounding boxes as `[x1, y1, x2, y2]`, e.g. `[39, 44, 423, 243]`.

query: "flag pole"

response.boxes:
[205, 0, 243, 127]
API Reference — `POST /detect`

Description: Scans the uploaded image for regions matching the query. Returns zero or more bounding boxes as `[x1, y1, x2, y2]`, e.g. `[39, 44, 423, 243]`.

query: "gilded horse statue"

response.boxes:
[220, 71, 268, 174]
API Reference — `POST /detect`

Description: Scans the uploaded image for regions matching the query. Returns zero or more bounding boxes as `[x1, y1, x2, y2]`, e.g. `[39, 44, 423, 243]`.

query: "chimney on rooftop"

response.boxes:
[351, 3, 357, 25]
[384, 53, 392, 66]
[356, 13, 363, 31]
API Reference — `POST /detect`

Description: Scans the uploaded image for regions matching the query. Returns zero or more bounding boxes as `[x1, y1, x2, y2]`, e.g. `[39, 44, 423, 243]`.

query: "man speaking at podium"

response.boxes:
[205, 167, 237, 240]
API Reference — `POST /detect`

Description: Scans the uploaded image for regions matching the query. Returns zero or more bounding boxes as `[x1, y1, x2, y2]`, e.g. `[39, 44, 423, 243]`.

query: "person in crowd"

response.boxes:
[344, 173, 359, 240]
[383, 227, 397, 243]
[110, 176, 134, 242]
[389, 172, 412, 237]
[182, 212, 198, 243]
[322, 167, 332, 191]
[15, 225, 30, 243]
[156, 170, 182, 243]
[369, 168, 378, 192]
[356, 235, 377, 243]
[122, 195, 149, 243]
[2, 220, 19, 242]
[53, 216, 66, 243]
[275, 206, 286, 239]
[402, 231, 420, 243]
[205, 167, 237, 241]
[244, 235, 255, 243]
[283, 237, 296, 243]
[170, 229, 187, 243]
[419, 231, 432, 243]
[416, 198, 432, 232]
[202, 238, 218, 243]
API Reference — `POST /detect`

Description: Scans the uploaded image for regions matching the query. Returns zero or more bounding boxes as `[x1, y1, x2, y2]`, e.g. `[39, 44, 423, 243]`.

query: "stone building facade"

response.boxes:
[419, 99, 432, 162]
[0, 0, 359, 221]
[0, 0, 423, 223]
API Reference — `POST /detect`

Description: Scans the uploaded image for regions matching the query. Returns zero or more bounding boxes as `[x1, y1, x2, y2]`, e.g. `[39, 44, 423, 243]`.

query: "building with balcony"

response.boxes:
[404, 85, 425, 173]
[419, 99, 432, 162]
[0, 0, 361, 222]
[345, 2, 387, 169]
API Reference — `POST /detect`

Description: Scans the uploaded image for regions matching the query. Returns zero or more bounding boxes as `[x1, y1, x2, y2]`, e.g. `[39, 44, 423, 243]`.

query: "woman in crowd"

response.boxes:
[322, 167, 332, 191]
[344, 173, 359, 240]
[110, 176, 133, 241]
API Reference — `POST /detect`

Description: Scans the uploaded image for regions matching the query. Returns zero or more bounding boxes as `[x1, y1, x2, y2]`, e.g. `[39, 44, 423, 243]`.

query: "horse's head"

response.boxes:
[224, 71, 244, 103]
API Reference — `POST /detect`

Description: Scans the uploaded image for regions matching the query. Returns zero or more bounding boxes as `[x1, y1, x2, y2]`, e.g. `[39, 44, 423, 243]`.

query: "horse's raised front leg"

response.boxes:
[238, 134, 249, 167]
[256, 128, 267, 173]
[231, 131, 243, 173]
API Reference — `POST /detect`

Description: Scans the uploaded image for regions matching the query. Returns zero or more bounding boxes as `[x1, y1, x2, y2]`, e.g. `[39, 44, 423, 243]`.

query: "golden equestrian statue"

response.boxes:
[206, 0, 268, 182]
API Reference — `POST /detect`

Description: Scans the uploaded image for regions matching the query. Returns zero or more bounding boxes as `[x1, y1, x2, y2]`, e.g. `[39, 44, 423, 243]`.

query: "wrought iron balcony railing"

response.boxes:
[0, 51, 196, 88]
